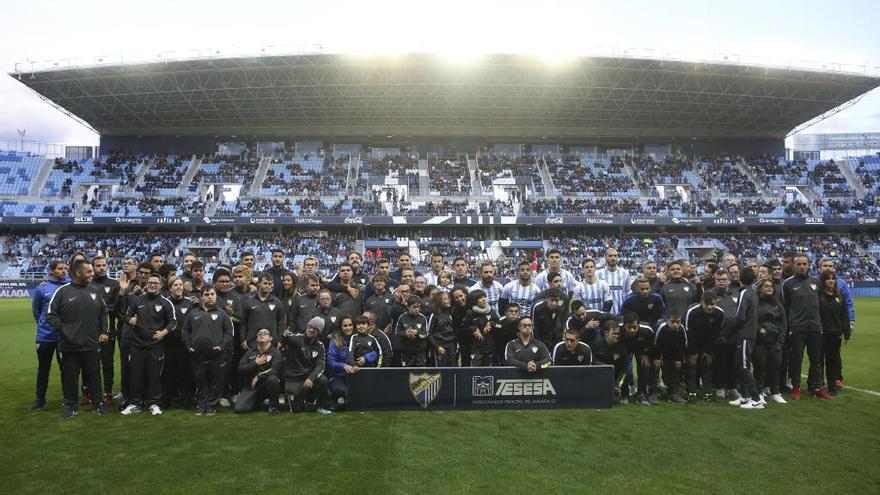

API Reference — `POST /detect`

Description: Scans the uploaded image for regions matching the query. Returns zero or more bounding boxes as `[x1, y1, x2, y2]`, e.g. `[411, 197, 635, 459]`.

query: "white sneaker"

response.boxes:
[278, 395, 286, 405]
[762, 387, 771, 396]
[770, 393, 787, 404]
[715, 389, 727, 399]
[232, 393, 240, 404]
[728, 397, 749, 406]
[121, 404, 141, 415]
[218, 398, 231, 408]
[149, 404, 162, 416]
[757, 394, 767, 406]
[740, 400, 765, 410]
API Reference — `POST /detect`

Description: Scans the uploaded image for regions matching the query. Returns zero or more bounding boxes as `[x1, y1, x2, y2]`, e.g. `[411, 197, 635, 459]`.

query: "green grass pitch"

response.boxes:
[1, 297, 878, 494]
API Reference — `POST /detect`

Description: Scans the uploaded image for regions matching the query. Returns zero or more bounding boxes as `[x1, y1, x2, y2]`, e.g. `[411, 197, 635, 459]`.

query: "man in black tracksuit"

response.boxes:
[591, 320, 628, 403]
[241, 274, 286, 349]
[532, 288, 564, 347]
[235, 328, 283, 415]
[312, 290, 343, 344]
[711, 269, 740, 396]
[362, 310, 392, 368]
[505, 317, 551, 371]
[281, 317, 330, 413]
[295, 275, 321, 333]
[117, 262, 153, 404]
[123, 274, 176, 414]
[264, 249, 295, 299]
[394, 296, 430, 367]
[621, 312, 657, 404]
[363, 275, 393, 334]
[552, 328, 593, 365]
[722, 267, 761, 407]
[683, 293, 724, 401]
[215, 270, 244, 399]
[89, 255, 120, 403]
[46, 260, 109, 418]
[782, 255, 825, 399]
[653, 316, 688, 403]
[566, 301, 615, 345]
[659, 261, 697, 321]
[493, 305, 521, 365]
[183, 287, 234, 415]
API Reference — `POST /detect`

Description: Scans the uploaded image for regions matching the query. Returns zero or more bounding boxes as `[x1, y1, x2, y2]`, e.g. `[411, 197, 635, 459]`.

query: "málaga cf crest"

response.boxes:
[408, 372, 441, 409]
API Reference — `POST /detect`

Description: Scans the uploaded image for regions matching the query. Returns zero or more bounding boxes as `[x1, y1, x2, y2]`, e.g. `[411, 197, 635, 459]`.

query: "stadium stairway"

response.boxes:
[128, 158, 153, 194]
[344, 154, 360, 196]
[28, 158, 55, 196]
[249, 157, 272, 197]
[538, 156, 555, 198]
[177, 156, 203, 196]
[839, 159, 868, 197]
[418, 159, 431, 195]
[466, 155, 481, 197]
[622, 157, 647, 198]
[735, 158, 765, 194]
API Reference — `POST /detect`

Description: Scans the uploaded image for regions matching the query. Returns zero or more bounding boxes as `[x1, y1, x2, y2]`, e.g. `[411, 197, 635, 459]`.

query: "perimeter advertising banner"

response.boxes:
[347, 365, 613, 411]
[0, 281, 41, 298]
[1, 215, 875, 227]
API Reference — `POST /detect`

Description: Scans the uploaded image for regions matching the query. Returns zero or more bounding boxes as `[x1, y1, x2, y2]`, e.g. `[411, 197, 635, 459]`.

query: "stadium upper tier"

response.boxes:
[2, 149, 880, 222]
[11, 53, 880, 139]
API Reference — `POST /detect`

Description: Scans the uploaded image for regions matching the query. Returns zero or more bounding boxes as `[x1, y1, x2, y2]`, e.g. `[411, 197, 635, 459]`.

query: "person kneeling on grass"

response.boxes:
[235, 329, 283, 415]
[182, 287, 234, 417]
[505, 317, 551, 372]
[281, 317, 331, 415]
[552, 328, 593, 366]
[591, 320, 629, 404]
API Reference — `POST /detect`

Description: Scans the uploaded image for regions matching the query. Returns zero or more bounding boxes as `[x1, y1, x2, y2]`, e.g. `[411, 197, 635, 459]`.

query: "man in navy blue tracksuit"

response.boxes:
[30, 260, 68, 411]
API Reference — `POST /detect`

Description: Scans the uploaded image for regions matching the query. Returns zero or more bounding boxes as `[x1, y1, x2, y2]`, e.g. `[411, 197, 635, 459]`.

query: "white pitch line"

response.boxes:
[800, 374, 880, 397]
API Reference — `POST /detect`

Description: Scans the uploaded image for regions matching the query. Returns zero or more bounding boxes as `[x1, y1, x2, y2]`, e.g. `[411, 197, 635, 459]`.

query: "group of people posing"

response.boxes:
[31, 245, 855, 418]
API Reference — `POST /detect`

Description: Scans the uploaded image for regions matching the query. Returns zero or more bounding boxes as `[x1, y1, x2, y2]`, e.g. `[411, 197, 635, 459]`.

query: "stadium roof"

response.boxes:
[10, 52, 880, 140]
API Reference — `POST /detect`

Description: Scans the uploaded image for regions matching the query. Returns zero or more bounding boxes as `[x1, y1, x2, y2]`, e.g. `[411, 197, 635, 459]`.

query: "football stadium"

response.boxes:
[2, 5, 880, 494]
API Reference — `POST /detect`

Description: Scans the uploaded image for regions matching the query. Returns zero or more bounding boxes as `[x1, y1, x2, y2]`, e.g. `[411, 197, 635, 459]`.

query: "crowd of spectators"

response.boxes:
[748, 155, 809, 186]
[630, 154, 691, 186]
[699, 158, 758, 196]
[809, 159, 852, 196]
[546, 155, 634, 195]
[137, 155, 190, 195]
[82, 197, 206, 216]
[428, 156, 471, 195]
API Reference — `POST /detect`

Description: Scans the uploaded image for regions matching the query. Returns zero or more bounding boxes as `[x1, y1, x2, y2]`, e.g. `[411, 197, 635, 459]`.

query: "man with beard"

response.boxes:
[469, 262, 504, 315]
[783, 254, 829, 400]
[330, 262, 362, 318]
[241, 274, 286, 349]
[423, 252, 445, 287]
[180, 253, 196, 284]
[184, 260, 211, 302]
[596, 248, 631, 315]
[659, 260, 697, 319]
[263, 249, 294, 299]
[296, 275, 321, 333]
[499, 260, 541, 318]
[89, 255, 120, 407]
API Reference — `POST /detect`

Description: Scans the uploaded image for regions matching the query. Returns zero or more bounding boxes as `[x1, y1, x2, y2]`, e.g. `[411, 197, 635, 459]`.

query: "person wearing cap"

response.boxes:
[280, 317, 331, 414]
[504, 317, 551, 372]
[235, 329, 283, 415]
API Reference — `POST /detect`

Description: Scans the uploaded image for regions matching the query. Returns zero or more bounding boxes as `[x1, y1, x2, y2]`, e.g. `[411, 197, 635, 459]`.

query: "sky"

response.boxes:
[1, 0, 878, 148]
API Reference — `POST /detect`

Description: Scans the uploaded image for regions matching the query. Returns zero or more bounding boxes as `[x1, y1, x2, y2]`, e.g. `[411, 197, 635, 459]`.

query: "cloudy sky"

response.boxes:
[1, 0, 877, 148]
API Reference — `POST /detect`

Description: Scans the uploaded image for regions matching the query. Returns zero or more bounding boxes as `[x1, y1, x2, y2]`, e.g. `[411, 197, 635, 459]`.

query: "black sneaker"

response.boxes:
[92, 404, 109, 416]
[205, 407, 217, 416]
[195, 405, 205, 416]
[636, 394, 652, 406]
[687, 392, 698, 404]
[30, 399, 47, 411]
[268, 406, 280, 416]
[668, 394, 687, 404]
[62, 406, 78, 419]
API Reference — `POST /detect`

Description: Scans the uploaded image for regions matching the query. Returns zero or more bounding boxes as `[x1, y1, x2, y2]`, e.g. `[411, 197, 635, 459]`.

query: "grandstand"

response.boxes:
[1, 51, 880, 282]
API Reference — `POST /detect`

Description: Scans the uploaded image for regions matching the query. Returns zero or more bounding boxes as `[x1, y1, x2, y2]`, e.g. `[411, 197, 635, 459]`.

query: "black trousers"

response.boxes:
[161, 343, 194, 408]
[99, 338, 115, 394]
[778, 331, 792, 389]
[286, 375, 330, 410]
[119, 335, 131, 398]
[632, 355, 656, 395]
[713, 343, 737, 390]
[661, 358, 682, 394]
[686, 352, 714, 393]
[822, 333, 843, 390]
[234, 375, 281, 413]
[401, 351, 427, 367]
[60, 349, 102, 408]
[35, 342, 63, 402]
[226, 342, 245, 396]
[735, 339, 759, 400]
[789, 331, 824, 391]
[191, 351, 226, 408]
[129, 347, 164, 406]
[433, 344, 457, 367]
[753, 345, 781, 395]
[470, 352, 492, 367]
